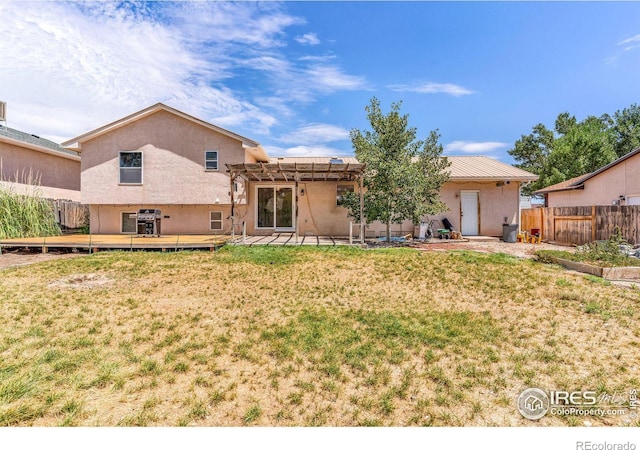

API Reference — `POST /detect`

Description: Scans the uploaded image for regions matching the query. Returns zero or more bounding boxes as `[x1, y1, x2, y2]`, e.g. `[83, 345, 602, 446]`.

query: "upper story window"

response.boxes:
[119, 151, 142, 184]
[205, 151, 218, 171]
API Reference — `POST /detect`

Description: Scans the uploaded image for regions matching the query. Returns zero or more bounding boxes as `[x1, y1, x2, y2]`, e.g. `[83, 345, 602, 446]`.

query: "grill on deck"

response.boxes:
[137, 209, 161, 236]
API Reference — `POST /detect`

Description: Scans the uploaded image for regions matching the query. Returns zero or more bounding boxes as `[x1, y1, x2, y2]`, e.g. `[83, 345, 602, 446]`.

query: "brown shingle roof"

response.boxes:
[533, 147, 640, 195]
[533, 174, 588, 194]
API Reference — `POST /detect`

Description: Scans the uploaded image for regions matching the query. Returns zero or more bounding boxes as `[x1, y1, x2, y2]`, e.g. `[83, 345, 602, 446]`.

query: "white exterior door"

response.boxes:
[460, 191, 479, 236]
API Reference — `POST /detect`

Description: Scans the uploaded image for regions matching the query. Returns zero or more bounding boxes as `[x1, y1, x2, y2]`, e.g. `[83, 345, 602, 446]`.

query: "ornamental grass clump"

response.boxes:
[0, 184, 60, 239]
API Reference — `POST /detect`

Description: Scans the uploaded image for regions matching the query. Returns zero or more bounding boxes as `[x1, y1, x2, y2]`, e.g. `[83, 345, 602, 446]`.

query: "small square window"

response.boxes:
[205, 151, 218, 171]
[337, 183, 354, 206]
[210, 211, 223, 230]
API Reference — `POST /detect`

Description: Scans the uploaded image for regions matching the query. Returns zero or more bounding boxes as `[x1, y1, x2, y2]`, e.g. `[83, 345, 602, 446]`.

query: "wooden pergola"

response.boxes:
[226, 161, 366, 243]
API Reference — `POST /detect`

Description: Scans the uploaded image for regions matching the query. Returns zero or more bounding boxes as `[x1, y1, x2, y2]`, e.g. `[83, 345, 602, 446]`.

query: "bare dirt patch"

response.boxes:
[411, 239, 575, 259]
[48, 273, 115, 289]
[0, 249, 84, 270]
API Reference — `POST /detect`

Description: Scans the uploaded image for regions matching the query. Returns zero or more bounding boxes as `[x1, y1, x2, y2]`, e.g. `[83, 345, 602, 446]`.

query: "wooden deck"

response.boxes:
[0, 233, 358, 253]
[0, 234, 230, 253]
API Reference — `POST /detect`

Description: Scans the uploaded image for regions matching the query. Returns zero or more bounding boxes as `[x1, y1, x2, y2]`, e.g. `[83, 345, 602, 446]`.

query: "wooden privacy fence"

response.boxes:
[521, 206, 640, 246]
[48, 200, 89, 230]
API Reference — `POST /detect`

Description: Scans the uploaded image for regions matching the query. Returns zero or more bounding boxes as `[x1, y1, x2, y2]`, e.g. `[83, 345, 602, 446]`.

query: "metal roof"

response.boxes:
[0, 126, 80, 158]
[253, 155, 537, 182]
[227, 161, 366, 182]
[446, 156, 539, 181]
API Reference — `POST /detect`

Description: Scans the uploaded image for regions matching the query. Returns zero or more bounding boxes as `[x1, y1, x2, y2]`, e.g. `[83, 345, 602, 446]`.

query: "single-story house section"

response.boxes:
[0, 125, 81, 201]
[534, 147, 640, 207]
[229, 156, 538, 238]
[425, 156, 538, 236]
[65, 103, 537, 237]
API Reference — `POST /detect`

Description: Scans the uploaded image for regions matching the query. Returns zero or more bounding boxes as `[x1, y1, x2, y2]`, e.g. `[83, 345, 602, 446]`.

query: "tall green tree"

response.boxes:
[346, 97, 450, 241]
[510, 105, 640, 195]
[613, 103, 640, 157]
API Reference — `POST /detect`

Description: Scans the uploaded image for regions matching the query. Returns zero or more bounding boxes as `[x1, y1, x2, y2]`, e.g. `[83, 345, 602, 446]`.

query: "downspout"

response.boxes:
[517, 181, 522, 233]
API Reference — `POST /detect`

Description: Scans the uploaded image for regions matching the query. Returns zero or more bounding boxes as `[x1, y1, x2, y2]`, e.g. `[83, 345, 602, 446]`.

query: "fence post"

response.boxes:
[591, 205, 596, 243]
[549, 207, 555, 243]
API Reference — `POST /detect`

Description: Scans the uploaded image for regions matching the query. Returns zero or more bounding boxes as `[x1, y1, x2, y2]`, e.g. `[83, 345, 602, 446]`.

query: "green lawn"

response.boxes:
[0, 246, 638, 426]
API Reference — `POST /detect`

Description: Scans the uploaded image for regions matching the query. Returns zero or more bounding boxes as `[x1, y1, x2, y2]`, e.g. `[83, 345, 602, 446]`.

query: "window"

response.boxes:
[122, 212, 137, 233]
[337, 183, 355, 206]
[205, 151, 218, 171]
[119, 151, 142, 184]
[210, 211, 223, 230]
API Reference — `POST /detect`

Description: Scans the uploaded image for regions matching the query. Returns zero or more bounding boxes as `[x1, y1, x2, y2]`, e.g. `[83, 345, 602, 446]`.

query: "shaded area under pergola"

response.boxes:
[226, 162, 366, 244]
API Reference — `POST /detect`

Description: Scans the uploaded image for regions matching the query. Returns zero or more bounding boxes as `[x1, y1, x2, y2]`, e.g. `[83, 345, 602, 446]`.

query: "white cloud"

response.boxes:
[295, 33, 321, 46]
[279, 124, 350, 145]
[617, 33, 640, 51]
[0, 2, 367, 142]
[444, 141, 508, 155]
[607, 32, 640, 65]
[265, 145, 352, 157]
[306, 65, 369, 92]
[388, 82, 475, 97]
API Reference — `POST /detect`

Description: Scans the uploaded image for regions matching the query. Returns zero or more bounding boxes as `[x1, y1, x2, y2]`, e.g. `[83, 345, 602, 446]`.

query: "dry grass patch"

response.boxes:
[0, 246, 638, 426]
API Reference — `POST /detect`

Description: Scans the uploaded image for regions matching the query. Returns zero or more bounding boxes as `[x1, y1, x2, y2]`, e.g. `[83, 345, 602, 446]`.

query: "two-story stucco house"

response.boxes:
[65, 103, 537, 238]
[63, 103, 268, 235]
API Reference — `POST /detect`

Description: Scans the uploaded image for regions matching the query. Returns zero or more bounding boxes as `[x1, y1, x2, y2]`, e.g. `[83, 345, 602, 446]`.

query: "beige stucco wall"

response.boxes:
[241, 181, 354, 236]
[362, 181, 520, 237]
[0, 180, 81, 202]
[239, 179, 520, 237]
[547, 155, 640, 207]
[81, 109, 248, 205]
[87, 178, 521, 237]
[0, 141, 80, 192]
[89, 204, 233, 234]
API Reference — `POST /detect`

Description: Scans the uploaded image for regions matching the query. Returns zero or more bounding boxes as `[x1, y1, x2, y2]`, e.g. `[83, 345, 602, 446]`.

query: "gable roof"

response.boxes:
[61, 103, 262, 149]
[534, 147, 640, 195]
[0, 125, 80, 160]
[533, 174, 588, 194]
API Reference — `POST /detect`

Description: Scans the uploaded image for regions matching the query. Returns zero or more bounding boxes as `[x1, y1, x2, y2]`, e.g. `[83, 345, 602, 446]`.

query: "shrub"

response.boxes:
[576, 228, 632, 266]
[0, 185, 60, 239]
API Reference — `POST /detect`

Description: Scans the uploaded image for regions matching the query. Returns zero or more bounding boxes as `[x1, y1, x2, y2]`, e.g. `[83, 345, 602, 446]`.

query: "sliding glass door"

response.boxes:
[257, 186, 294, 230]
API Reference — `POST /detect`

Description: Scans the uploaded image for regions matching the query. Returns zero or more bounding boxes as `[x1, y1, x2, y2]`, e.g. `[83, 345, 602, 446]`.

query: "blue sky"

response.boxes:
[1, 1, 640, 163]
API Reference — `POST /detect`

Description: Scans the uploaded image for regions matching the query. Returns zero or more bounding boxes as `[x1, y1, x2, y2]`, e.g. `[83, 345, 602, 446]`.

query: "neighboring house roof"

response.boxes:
[0, 125, 80, 160]
[533, 147, 640, 195]
[533, 174, 588, 194]
[62, 103, 264, 151]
